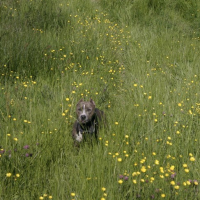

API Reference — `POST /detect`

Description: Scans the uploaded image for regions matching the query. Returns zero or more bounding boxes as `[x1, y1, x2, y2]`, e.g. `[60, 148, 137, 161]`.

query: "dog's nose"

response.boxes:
[81, 115, 86, 120]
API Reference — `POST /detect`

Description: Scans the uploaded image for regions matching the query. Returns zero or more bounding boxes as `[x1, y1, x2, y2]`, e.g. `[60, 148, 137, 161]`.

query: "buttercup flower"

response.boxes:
[141, 166, 146, 173]
[193, 180, 198, 185]
[183, 164, 188, 168]
[118, 180, 123, 184]
[186, 181, 191, 185]
[190, 157, 195, 161]
[16, 174, 20, 178]
[161, 194, 165, 198]
[117, 158, 122, 162]
[133, 179, 137, 184]
[155, 160, 159, 165]
[185, 169, 189, 173]
[6, 173, 12, 177]
[170, 181, 175, 185]
[174, 185, 179, 190]
[71, 193, 75, 197]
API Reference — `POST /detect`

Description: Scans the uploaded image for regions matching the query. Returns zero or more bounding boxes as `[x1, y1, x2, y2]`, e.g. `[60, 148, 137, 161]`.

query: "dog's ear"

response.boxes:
[76, 99, 83, 106]
[90, 99, 95, 106]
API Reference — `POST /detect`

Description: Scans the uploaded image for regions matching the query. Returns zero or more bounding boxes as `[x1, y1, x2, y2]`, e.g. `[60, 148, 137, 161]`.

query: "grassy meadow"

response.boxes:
[0, 0, 200, 199]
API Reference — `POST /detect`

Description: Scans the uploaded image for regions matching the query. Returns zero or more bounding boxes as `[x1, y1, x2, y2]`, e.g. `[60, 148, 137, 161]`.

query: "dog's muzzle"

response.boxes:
[81, 115, 86, 121]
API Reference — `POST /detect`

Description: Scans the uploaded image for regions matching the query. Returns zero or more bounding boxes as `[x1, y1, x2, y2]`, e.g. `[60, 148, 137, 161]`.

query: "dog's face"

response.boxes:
[76, 99, 96, 124]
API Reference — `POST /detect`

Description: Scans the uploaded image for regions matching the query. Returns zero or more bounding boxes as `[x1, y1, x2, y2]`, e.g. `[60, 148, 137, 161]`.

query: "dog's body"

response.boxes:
[72, 99, 105, 144]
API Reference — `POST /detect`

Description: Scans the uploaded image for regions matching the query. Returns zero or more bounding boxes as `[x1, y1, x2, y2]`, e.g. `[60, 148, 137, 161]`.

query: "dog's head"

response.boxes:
[76, 99, 96, 124]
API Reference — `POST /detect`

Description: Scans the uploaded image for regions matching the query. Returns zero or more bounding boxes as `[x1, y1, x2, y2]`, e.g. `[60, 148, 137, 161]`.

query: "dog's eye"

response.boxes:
[87, 108, 91, 112]
[78, 108, 82, 111]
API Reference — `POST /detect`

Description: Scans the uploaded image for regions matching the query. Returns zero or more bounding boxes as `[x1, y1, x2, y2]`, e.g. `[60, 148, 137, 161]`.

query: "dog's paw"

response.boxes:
[76, 132, 83, 142]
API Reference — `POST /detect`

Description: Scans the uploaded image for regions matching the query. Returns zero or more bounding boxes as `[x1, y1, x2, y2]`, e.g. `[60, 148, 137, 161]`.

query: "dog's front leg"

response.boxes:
[72, 121, 83, 145]
[76, 131, 83, 142]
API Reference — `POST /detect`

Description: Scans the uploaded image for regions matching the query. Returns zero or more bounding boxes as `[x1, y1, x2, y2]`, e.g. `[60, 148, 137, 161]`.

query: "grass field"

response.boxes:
[0, 0, 200, 199]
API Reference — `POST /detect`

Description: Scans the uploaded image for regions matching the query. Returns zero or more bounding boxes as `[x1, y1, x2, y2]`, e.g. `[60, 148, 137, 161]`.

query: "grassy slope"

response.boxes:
[0, 0, 200, 199]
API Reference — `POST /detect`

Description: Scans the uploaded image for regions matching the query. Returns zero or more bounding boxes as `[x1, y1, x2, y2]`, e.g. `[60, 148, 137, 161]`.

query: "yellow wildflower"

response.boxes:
[170, 181, 175, 185]
[133, 179, 137, 184]
[155, 160, 159, 165]
[194, 181, 198, 185]
[71, 193, 75, 197]
[141, 166, 146, 173]
[161, 194, 166, 198]
[174, 185, 179, 190]
[117, 158, 122, 162]
[184, 169, 189, 173]
[6, 173, 12, 177]
[183, 164, 188, 168]
[190, 157, 195, 161]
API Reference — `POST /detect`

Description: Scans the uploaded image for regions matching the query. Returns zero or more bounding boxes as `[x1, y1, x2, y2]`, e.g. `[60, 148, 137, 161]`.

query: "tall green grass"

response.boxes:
[0, 0, 200, 199]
